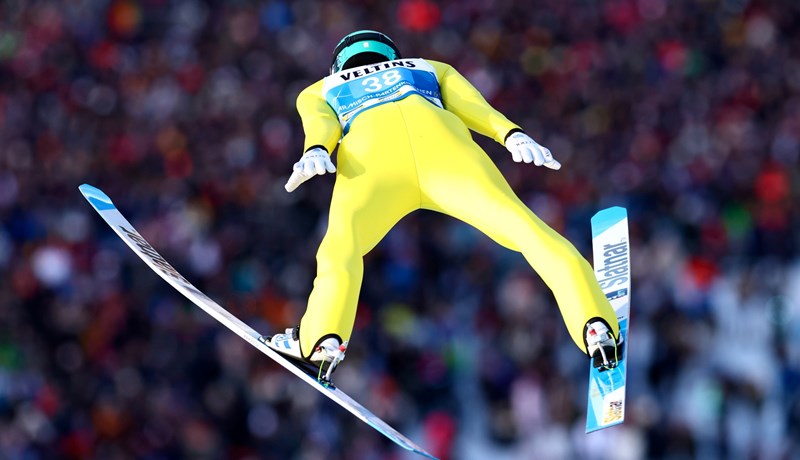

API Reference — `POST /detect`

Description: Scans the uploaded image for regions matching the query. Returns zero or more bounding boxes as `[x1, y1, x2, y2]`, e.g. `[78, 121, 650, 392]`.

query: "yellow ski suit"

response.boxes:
[293, 59, 619, 356]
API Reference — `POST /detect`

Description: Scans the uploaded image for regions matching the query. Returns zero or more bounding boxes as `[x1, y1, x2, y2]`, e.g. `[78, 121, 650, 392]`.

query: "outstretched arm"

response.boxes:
[430, 60, 560, 169]
[429, 60, 520, 144]
[296, 80, 342, 154]
[285, 81, 343, 192]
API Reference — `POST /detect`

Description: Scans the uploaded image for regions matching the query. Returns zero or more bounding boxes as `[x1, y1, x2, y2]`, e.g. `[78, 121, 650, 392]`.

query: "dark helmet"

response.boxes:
[330, 30, 401, 74]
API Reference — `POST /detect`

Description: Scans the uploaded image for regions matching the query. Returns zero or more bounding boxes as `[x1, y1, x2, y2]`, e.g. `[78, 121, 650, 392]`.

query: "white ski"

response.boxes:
[79, 184, 438, 460]
[586, 206, 631, 432]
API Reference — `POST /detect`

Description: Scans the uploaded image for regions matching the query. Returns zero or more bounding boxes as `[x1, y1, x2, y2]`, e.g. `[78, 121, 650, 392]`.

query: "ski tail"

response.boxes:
[586, 206, 631, 433]
[78, 184, 438, 460]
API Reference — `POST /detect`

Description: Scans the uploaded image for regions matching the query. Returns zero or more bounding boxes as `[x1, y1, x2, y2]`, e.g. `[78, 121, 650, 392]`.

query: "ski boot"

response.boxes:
[261, 326, 347, 385]
[585, 319, 623, 371]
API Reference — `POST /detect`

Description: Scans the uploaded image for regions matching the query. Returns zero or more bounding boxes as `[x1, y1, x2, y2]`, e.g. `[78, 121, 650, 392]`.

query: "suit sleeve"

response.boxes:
[429, 60, 521, 145]
[296, 80, 342, 154]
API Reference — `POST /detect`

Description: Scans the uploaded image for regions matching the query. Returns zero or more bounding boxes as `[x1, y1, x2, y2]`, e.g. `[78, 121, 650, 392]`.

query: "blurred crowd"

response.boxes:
[1, 0, 799, 459]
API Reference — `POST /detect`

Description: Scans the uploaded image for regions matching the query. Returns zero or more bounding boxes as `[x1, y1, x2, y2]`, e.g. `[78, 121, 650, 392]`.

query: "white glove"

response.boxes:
[505, 132, 561, 170]
[285, 147, 336, 192]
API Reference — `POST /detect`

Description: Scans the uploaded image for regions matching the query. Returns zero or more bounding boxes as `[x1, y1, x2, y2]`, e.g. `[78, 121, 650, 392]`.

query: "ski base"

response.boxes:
[586, 206, 631, 433]
[79, 184, 438, 460]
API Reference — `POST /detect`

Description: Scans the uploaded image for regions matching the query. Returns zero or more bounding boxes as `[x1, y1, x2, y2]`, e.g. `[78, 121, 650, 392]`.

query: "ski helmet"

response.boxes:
[330, 30, 401, 74]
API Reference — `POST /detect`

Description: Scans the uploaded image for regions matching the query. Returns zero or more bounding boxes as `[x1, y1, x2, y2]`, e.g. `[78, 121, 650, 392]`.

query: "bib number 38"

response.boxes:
[362, 70, 402, 92]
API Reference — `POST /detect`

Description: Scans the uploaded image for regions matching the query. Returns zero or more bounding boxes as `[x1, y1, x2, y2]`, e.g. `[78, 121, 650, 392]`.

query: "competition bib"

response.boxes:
[322, 58, 443, 133]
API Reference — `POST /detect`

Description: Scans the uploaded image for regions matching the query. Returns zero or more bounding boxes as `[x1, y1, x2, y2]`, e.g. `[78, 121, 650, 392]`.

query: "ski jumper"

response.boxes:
[294, 58, 619, 356]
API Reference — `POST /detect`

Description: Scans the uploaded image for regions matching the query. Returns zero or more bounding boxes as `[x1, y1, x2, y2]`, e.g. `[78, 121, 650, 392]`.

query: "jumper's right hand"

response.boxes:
[285, 147, 336, 192]
[505, 132, 561, 170]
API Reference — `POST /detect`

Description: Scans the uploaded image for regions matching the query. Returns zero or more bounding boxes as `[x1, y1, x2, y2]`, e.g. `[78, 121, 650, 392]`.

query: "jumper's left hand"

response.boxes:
[284, 147, 336, 192]
[505, 132, 561, 170]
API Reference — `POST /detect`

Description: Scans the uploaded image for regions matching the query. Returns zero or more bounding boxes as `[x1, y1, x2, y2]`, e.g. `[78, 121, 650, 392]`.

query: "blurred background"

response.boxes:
[1, 0, 799, 459]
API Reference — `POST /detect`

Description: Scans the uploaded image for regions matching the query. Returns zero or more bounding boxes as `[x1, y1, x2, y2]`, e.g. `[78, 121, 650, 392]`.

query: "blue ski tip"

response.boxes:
[79, 184, 116, 211]
[591, 206, 627, 239]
